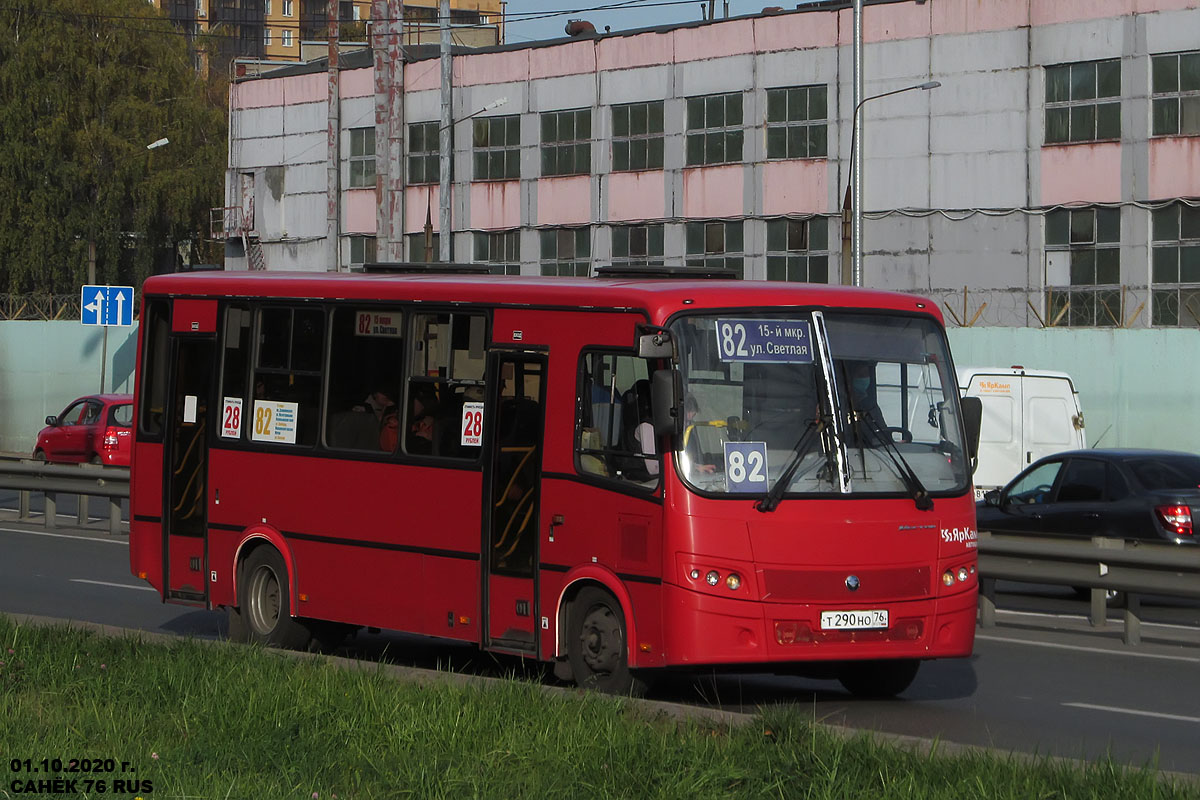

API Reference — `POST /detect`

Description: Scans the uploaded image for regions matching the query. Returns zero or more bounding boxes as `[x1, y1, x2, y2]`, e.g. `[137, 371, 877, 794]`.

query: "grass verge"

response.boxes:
[0, 615, 1195, 800]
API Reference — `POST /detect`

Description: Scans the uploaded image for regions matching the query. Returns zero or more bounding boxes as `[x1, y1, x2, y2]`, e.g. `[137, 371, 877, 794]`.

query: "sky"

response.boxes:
[501, 0, 786, 45]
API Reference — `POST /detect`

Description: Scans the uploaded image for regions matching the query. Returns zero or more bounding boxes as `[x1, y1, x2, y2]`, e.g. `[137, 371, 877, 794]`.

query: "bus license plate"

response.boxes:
[820, 610, 888, 630]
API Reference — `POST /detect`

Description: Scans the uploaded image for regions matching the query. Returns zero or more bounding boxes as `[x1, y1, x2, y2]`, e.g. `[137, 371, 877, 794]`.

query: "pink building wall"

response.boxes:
[537, 177, 591, 226]
[470, 181, 521, 230]
[606, 173, 665, 222]
[344, 190, 377, 233]
[683, 166, 744, 219]
[1149, 138, 1200, 200]
[1040, 144, 1123, 205]
[762, 162, 828, 217]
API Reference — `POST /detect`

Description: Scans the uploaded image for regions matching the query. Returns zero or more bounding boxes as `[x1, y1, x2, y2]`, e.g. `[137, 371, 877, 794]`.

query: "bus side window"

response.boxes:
[576, 351, 658, 487]
[250, 306, 325, 447]
[323, 308, 405, 453]
[405, 311, 487, 459]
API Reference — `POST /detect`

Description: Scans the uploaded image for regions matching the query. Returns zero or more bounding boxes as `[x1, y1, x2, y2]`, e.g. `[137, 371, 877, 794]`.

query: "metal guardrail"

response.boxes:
[977, 529, 1200, 645]
[0, 458, 129, 535]
[1, 457, 1195, 646]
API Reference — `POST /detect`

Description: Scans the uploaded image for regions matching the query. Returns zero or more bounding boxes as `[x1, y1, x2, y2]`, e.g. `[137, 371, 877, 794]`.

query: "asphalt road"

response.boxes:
[2, 514, 1199, 778]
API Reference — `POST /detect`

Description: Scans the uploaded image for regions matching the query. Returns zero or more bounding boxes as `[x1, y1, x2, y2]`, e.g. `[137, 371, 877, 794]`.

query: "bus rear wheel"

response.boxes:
[567, 587, 647, 697]
[837, 659, 920, 698]
[234, 546, 312, 650]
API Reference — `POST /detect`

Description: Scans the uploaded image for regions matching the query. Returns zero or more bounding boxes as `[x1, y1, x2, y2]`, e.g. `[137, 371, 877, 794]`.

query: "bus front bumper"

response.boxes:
[656, 582, 976, 668]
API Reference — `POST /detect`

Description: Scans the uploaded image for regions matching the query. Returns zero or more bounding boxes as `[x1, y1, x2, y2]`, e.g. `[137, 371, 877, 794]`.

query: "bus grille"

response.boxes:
[761, 566, 931, 602]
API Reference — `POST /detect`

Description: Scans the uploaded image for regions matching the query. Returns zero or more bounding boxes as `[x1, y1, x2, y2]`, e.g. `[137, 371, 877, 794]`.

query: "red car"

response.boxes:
[34, 394, 134, 466]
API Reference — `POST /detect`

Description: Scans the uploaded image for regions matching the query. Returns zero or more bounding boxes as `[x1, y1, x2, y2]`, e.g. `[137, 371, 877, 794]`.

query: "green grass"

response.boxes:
[0, 615, 1195, 800]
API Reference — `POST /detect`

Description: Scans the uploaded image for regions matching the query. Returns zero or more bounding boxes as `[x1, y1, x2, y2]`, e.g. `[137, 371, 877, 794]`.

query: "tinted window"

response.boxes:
[1055, 458, 1106, 502]
[1127, 456, 1200, 489]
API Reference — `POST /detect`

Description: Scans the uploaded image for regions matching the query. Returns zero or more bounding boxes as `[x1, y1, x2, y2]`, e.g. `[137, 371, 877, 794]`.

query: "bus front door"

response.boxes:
[484, 352, 547, 653]
[163, 336, 214, 605]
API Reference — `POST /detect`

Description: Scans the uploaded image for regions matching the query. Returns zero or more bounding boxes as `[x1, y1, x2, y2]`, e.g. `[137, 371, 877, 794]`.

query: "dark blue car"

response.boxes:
[976, 449, 1198, 545]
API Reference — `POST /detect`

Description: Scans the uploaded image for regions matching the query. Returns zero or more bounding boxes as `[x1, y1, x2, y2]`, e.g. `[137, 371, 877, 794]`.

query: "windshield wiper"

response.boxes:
[850, 409, 933, 511]
[755, 419, 823, 513]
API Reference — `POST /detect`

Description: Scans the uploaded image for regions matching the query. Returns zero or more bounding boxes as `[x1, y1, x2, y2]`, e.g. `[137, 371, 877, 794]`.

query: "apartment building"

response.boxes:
[154, 0, 502, 64]
[216, 0, 1200, 328]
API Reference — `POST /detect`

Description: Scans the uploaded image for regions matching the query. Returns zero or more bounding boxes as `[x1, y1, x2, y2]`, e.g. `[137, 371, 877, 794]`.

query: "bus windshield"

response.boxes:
[671, 310, 971, 500]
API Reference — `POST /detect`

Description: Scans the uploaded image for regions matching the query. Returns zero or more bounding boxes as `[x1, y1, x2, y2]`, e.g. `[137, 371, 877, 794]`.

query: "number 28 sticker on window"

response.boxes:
[725, 441, 769, 493]
[715, 318, 813, 363]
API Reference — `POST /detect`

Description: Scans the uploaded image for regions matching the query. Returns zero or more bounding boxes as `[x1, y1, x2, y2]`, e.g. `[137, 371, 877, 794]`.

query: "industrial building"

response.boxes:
[215, 0, 1200, 328]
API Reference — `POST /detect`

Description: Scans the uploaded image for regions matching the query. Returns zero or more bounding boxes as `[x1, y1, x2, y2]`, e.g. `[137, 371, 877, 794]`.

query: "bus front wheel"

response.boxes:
[837, 659, 920, 698]
[233, 546, 312, 650]
[567, 587, 647, 697]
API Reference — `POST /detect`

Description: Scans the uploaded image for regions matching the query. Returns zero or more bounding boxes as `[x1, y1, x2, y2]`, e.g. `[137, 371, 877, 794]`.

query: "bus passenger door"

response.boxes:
[483, 352, 547, 653]
[163, 334, 215, 605]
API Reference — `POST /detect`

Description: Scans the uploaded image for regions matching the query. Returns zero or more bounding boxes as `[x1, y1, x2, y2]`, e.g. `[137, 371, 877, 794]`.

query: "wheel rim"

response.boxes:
[246, 564, 282, 635]
[578, 602, 622, 676]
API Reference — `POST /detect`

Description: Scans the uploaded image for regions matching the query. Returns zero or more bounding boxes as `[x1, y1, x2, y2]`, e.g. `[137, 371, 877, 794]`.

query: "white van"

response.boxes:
[957, 366, 1086, 499]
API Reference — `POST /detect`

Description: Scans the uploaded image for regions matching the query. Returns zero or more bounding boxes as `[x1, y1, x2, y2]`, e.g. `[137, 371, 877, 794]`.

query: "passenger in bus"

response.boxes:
[407, 414, 435, 454]
[629, 380, 660, 478]
[843, 360, 889, 446]
[682, 396, 717, 475]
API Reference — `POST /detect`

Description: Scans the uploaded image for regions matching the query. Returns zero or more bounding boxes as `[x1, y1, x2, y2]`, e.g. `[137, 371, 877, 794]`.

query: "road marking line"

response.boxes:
[1062, 702, 1200, 724]
[975, 634, 1200, 664]
[0, 527, 128, 545]
[69, 578, 156, 592]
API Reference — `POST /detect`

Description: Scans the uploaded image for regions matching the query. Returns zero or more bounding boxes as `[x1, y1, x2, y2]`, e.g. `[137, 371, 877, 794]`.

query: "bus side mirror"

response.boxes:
[637, 332, 673, 359]
[651, 369, 680, 438]
[960, 395, 982, 462]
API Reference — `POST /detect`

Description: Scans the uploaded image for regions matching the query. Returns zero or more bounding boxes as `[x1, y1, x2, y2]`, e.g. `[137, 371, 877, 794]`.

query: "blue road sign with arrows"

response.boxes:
[81, 285, 135, 327]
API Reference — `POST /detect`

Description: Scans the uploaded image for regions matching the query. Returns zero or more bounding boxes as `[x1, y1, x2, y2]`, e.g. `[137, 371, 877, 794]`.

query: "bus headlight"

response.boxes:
[725, 573, 742, 591]
[705, 570, 720, 586]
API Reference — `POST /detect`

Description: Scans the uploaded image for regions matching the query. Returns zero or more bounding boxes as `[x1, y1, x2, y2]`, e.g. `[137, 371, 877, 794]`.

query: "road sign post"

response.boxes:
[81, 285, 135, 392]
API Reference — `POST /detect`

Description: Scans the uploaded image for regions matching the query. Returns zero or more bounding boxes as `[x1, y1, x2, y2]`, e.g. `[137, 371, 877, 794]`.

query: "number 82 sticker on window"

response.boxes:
[724, 441, 769, 493]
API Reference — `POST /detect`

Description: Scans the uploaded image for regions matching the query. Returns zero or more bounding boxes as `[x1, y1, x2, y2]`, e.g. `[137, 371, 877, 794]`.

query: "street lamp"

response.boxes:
[88, 136, 172, 286]
[435, 97, 509, 262]
[841, 80, 939, 287]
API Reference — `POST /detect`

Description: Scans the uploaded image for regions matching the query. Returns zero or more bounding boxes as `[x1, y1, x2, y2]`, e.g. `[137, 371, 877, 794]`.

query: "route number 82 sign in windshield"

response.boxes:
[715, 319, 813, 364]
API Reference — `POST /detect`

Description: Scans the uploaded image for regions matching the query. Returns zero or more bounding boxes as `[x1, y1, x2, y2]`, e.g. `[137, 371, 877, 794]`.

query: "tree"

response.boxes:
[0, 0, 226, 293]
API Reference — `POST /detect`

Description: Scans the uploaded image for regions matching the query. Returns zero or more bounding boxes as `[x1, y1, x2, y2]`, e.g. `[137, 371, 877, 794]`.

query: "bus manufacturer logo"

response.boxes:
[941, 527, 978, 547]
[845, 575, 860, 591]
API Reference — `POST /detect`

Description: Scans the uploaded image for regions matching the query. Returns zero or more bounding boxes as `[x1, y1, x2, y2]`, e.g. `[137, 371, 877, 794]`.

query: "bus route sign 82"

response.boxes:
[715, 318, 813, 364]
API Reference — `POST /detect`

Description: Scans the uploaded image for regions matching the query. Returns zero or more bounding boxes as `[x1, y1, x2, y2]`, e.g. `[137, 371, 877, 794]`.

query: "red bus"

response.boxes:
[129, 266, 981, 696]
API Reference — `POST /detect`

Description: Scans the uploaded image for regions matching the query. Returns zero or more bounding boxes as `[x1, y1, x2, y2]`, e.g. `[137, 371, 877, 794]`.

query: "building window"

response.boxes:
[473, 114, 520, 181]
[349, 235, 376, 266]
[766, 217, 829, 282]
[540, 109, 591, 177]
[282, 0, 293, 16]
[1151, 202, 1200, 326]
[685, 220, 743, 277]
[1045, 206, 1121, 326]
[612, 101, 664, 172]
[1152, 51, 1200, 137]
[1044, 60, 1121, 144]
[349, 127, 375, 189]
[405, 232, 441, 262]
[281, 28, 293, 47]
[263, 27, 272, 46]
[407, 121, 439, 185]
[766, 85, 827, 159]
[265, 0, 271, 15]
[686, 92, 744, 166]
[611, 223, 664, 265]
[474, 230, 521, 274]
[540, 228, 590, 276]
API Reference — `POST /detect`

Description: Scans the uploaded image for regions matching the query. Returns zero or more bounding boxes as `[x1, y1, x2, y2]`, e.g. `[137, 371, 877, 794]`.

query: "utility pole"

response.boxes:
[439, 0, 452, 263]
